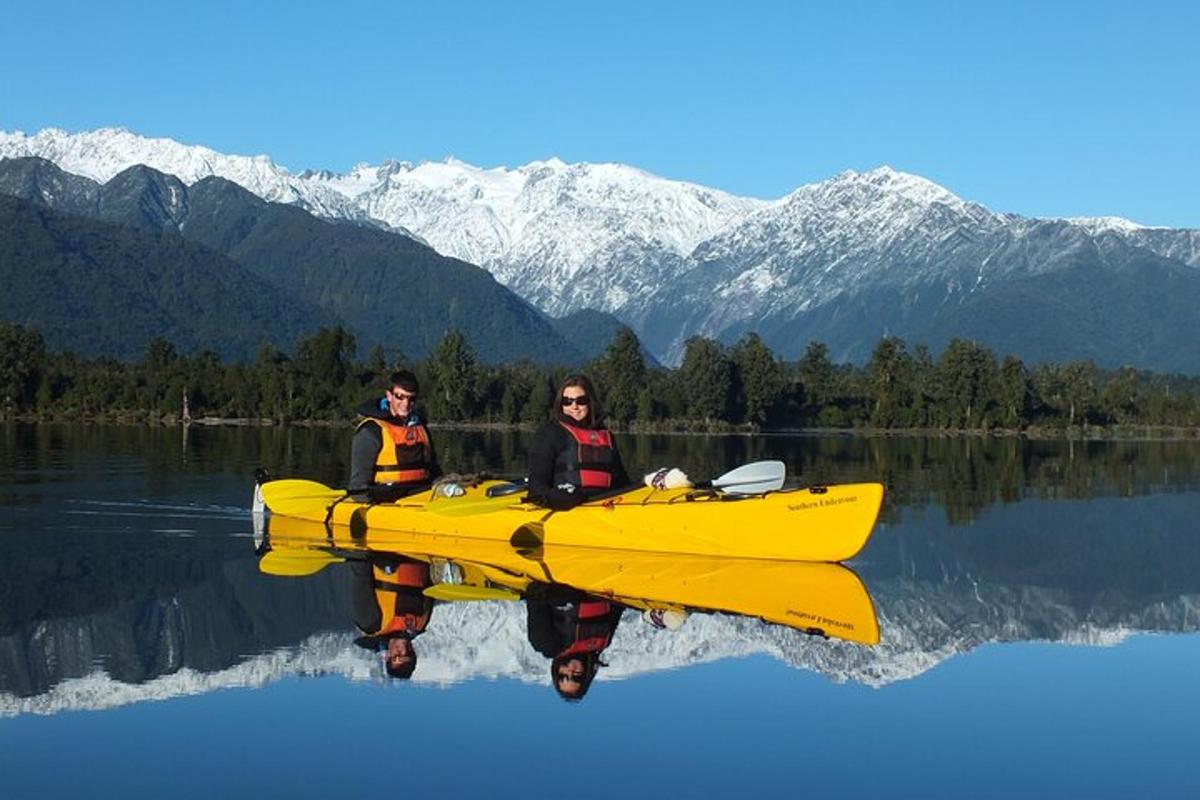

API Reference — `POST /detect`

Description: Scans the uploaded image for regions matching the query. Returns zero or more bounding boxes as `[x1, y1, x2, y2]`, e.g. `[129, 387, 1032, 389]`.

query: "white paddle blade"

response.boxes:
[711, 460, 786, 495]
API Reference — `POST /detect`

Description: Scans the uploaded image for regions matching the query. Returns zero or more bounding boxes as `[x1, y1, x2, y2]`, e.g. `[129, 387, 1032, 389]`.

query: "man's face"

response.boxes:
[386, 637, 414, 671]
[387, 386, 418, 418]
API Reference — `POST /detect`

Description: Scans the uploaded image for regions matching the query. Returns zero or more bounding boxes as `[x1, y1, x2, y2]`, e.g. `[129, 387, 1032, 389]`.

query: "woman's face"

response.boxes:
[556, 657, 586, 697]
[560, 385, 590, 423]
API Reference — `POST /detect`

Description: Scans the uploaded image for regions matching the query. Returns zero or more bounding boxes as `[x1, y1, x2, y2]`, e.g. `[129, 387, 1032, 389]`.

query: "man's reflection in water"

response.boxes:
[524, 582, 624, 701]
[349, 555, 434, 680]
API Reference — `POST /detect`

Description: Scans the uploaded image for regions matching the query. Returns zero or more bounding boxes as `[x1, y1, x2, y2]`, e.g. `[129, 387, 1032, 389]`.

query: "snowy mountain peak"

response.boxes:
[791, 165, 970, 212]
[0, 126, 371, 222]
[6, 125, 1197, 367]
[0, 126, 279, 183]
[1064, 215, 1155, 234]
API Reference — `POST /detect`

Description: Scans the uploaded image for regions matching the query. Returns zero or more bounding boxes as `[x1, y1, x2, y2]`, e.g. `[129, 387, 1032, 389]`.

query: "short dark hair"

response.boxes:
[386, 656, 417, 680]
[389, 370, 419, 394]
[383, 633, 418, 680]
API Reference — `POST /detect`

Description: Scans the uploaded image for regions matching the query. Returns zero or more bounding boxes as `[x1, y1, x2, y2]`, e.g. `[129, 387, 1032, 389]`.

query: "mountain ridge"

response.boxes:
[4, 127, 1199, 371]
[0, 156, 586, 363]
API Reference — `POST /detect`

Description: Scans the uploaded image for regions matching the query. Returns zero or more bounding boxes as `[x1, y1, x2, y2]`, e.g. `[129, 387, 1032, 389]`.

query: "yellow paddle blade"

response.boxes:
[260, 479, 344, 516]
[423, 584, 522, 602]
[425, 481, 527, 517]
[258, 549, 345, 577]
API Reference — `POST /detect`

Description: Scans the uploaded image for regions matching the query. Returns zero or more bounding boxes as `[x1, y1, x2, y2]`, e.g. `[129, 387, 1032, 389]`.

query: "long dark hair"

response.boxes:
[550, 653, 602, 702]
[554, 373, 603, 428]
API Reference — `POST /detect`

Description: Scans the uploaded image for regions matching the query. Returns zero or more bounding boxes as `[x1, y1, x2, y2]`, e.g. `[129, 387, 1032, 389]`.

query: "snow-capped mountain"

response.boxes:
[5, 126, 1199, 370]
[0, 127, 378, 226]
[0, 127, 763, 314]
[5, 583, 1197, 716]
[302, 155, 767, 314]
[1067, 216, 1200, 269]
[622, 167, 1200, 365]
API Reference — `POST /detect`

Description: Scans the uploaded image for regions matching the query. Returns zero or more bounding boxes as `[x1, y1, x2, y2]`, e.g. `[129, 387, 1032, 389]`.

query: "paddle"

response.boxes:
[259, 460, 786, 521]
[426, 480, 526, 517]
[259, 479, 346, 516]
[423, 584, 522, 602]
[259, 548, 346, 577]
[694, 460, 787, 495]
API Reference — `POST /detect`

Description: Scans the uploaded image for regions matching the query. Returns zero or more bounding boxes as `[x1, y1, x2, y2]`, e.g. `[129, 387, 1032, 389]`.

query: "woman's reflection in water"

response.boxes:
[524, 582, 624, 701]
[349, 554, 434, 680]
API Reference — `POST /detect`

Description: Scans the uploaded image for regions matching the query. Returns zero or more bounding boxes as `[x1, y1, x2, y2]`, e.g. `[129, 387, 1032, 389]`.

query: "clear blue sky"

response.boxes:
[3, 0, 1197, 226]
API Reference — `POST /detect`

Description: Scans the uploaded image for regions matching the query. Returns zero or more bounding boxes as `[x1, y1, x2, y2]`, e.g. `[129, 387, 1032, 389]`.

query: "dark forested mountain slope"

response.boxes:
[0, 194, 331, 360]
[0, 157, 583, 364]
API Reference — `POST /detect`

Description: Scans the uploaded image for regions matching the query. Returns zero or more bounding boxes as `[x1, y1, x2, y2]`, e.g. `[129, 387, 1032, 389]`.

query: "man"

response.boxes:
[348, 370, 442, 502]
[350, 554, 434, 680]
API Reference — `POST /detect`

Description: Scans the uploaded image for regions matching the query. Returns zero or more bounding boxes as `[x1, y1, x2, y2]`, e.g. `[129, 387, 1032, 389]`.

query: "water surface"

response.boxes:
[2, 423, 1198, 799]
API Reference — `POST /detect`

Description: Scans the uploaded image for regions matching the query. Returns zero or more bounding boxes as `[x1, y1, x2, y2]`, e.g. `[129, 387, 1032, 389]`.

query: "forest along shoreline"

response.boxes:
[2, 322, 1199, 440]
[4, 415, 1198, 442]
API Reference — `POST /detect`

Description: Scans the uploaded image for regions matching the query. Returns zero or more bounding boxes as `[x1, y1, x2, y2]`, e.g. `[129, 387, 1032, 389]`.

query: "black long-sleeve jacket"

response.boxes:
[525, 582, 624, 659]
[526, 418, 630, 510]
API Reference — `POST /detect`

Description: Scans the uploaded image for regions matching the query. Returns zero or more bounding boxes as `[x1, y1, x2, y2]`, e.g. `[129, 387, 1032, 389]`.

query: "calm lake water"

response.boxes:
[2, 423, 1199, 799]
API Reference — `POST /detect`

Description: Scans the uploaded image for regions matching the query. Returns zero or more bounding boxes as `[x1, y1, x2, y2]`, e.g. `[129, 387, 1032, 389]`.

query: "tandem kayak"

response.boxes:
[258, 475, 884, 563]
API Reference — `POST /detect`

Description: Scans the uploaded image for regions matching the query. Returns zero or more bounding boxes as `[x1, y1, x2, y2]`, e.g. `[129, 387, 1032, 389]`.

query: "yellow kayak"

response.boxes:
[262, 517, 879, 645]
[260, 478, 883, 562]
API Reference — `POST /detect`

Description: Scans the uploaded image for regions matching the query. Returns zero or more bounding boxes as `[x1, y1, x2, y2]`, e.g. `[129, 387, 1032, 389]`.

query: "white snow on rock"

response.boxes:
[4, 126, 1197, 346]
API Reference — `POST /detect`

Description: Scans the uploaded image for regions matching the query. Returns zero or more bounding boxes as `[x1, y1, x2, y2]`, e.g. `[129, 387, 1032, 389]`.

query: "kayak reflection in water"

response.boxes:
[350, 554, 434, 680]
[526, 374, 632, 510]
[525, 581, 624, 702]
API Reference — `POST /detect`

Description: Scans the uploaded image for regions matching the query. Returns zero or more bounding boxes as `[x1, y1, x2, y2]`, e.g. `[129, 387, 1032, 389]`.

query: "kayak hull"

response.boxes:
[261, 479, 884, 562]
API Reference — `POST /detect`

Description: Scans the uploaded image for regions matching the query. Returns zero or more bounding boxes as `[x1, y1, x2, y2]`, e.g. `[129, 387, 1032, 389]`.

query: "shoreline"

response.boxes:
[4, 414, 1199, 442]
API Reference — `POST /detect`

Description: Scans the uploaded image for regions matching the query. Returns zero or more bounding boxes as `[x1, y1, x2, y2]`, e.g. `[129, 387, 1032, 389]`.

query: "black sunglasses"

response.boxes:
[560, 396, 590, 407]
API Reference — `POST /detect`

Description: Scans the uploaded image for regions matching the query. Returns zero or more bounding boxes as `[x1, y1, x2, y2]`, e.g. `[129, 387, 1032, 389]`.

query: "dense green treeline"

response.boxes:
[2, 321, 1199, 432]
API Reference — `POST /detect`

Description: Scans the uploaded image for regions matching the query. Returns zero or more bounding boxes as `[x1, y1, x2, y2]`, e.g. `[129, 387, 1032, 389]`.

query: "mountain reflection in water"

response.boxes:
[1, 424, 1199, 715]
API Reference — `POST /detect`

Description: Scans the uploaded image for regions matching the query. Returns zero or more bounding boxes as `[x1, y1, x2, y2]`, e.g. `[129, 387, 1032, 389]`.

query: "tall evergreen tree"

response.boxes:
[293, 326, 357, 418]
[0, 322, 47, 414]
[798, 340, 834, 412]
[997, 355, 1031, 428]
[867, 336, 914, 427]
[1060, 360, 1099, 427]
[591, 326, 647, 425]
[936, 339, 999, 428]
[679, 336, 733, 422]
[910, 343, 936, 427]
[731, 332, 785, 426]
[522, 369, 554, 424]
[1100, 367, 1140, 424]
[425, 329, 478, 421]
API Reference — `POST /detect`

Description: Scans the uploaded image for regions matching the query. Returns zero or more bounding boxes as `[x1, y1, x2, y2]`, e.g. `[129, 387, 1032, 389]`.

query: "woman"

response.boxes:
[524, 581, 624, 702]
[526, 374, 631, 510]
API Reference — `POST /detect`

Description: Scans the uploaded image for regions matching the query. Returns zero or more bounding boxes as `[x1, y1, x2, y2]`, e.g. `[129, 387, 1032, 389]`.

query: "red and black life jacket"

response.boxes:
[358, 417, 432, 486]
[556, 421, 615, 490]
[558, 598, 615, 657]
[372, 561, 432, 636]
